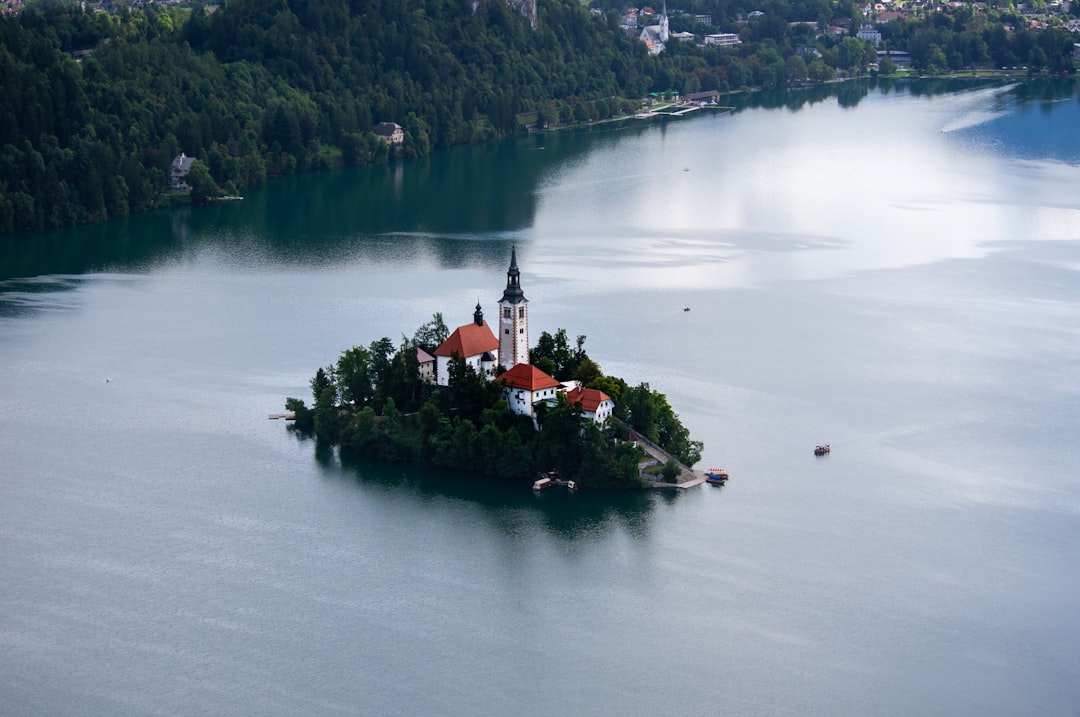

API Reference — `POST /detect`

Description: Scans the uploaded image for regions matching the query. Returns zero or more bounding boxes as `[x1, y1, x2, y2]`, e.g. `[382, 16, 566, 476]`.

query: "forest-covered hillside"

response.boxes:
[0, 0, 1075, 235]
[0, 0, 660, 233]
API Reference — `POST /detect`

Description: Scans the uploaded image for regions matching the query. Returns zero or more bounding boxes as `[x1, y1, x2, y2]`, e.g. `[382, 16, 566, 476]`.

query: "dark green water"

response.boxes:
[2, 79, 1079, 716]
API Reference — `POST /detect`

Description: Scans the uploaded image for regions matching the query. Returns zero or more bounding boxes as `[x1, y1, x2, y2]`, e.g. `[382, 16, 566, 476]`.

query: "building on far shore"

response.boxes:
[638, 0, 670, 53]
[374, 122, 404, 145]
[170, 152, 195, 192]
[703, 32, 740, 46]
[856, 24, 882, 47]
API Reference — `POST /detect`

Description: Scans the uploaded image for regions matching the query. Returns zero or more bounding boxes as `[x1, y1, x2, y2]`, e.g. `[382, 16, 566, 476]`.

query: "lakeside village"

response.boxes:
[277, 250, 722, 492]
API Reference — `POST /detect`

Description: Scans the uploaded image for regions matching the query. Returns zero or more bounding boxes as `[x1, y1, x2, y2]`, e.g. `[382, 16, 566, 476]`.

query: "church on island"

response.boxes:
[426, 249, 613, 423]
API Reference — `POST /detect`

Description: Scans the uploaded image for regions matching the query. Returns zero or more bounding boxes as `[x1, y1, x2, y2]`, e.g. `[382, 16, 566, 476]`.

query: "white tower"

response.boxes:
[659, 0, 669, 42]
[498, 248, 529, 369]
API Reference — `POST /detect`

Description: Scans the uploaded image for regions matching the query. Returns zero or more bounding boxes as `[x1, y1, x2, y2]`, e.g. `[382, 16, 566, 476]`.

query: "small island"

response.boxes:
[283, 250, 703, 490]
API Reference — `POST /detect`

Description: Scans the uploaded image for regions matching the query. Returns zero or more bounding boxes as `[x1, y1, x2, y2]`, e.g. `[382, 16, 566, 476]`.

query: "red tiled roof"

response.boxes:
[434, 321, 499, 358]
[564, 386, 612, 413]
[496, 363, 561, 391]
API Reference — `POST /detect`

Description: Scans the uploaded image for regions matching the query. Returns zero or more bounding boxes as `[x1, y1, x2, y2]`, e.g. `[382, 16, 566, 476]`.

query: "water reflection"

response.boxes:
[2, 79, 1078, 291]
[331, 449, 660, 541]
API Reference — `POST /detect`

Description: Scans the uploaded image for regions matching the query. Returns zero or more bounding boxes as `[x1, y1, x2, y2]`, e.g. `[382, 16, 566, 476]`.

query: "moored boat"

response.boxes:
[532, 477, 553, 491]
[705, 468, 728, 484]
[814, 444, 830, 456]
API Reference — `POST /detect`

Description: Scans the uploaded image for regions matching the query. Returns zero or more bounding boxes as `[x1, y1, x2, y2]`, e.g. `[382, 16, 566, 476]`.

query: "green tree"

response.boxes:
[337, 345, 373, 406]
[786, 54, 808, 83]
[185, 159, 218, 204]
[311, 366, 334, 404]
[284, 397, 314, 433]
[413, 313, 449, 352]
[313, 384, 342, 443]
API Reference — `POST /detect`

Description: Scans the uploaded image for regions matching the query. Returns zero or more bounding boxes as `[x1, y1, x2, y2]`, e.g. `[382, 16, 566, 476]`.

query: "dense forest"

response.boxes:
[287, 319, 703, 489]
[1, 0, 1075, 234]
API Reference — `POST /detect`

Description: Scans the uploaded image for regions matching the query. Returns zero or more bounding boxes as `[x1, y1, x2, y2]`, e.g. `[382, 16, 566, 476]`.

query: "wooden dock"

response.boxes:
[267, 412, 296, 420]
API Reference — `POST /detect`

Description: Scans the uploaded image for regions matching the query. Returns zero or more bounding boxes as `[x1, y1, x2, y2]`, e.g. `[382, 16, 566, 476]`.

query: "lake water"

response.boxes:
[2, 78, 1079, 716]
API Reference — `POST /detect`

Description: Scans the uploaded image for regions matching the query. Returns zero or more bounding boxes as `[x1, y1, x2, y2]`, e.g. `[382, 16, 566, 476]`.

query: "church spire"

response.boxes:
[498, 247, 530, 369]
[501, 246, 526, 304]
[474, 300, 484, 326]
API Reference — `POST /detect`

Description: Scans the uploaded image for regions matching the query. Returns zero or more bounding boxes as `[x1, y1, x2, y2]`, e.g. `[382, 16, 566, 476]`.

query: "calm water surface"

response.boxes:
[2, 79, 1079, 716]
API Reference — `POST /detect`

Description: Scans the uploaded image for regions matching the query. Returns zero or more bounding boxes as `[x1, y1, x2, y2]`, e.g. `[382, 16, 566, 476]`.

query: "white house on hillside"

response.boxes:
[374, 122, 404, 145]
[170, 153, 195, 192]
[856, 24, 882, 47]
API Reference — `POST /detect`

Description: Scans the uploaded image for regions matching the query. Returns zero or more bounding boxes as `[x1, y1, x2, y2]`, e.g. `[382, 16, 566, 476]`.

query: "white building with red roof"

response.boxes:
[496, 363, 562, 417]
[433, 303, 499, 386]
[564, 385, 615, 424]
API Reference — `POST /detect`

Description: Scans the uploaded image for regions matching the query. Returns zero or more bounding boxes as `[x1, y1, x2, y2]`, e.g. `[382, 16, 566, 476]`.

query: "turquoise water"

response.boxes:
[1, 79, 1079, 716]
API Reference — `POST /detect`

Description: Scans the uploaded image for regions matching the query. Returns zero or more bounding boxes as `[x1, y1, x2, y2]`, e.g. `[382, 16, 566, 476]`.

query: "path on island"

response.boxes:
[624, 426, 707, 489]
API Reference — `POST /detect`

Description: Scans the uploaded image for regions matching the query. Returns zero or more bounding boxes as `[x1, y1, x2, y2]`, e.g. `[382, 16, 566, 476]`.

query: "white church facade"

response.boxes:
[433, 302, 499, 386]
[638, 0, 670, 54]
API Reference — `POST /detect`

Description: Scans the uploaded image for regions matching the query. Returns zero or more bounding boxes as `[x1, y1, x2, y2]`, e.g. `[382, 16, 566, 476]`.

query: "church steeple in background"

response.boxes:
[498, 247, 530, 369]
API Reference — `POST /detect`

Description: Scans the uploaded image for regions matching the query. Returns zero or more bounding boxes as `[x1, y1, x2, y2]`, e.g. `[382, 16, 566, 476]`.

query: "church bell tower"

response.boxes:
[498, 248, 529, 369]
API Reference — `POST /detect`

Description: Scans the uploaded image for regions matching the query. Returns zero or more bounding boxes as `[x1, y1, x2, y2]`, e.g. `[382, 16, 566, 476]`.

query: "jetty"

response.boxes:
[268, 412, 296, 420]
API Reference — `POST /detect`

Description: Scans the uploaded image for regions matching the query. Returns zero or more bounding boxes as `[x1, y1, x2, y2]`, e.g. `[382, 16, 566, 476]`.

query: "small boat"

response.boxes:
[814, 444, 830, 456]
[683, 307, 691, 312]
[705, 468, 728, 484]
[566, 480, 578, 491]
[532, 477, 553, 491]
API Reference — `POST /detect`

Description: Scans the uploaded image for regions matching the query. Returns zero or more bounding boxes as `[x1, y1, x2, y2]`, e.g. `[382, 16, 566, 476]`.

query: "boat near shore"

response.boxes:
[705, 468, 728, 484]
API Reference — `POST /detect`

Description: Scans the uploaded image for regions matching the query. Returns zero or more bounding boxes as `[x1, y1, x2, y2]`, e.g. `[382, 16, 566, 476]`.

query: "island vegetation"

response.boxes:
[285, 315, 703, 489]
[1, 0, 1076, 234]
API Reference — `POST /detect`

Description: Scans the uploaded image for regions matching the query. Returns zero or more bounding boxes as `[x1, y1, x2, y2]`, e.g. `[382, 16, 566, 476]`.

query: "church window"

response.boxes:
[505, 329, 510, 334]
[503, 308, 511, 318]
[519, 328, 524, 334]
[518, 307, 525, 318]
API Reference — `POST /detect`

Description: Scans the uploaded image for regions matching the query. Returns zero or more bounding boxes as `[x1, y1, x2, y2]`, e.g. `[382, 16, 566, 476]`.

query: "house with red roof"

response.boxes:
[433, 303, 499, 386]
[564, 385, 615, 423]
[496, 363, 562, 418]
